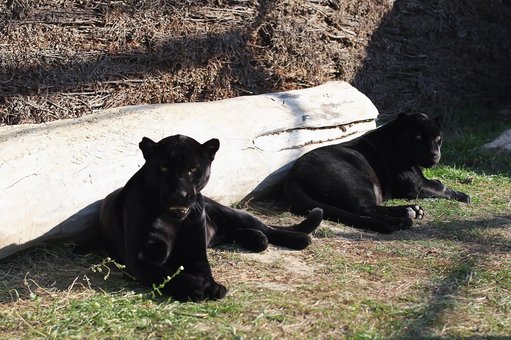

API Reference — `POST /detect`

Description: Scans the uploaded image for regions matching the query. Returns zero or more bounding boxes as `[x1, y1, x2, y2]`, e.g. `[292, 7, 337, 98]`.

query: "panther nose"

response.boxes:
[174, 190, 188, 203]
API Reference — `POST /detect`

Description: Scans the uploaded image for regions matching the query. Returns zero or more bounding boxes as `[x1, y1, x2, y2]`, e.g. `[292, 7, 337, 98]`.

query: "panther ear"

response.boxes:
[434, 114, 445, 127]
[139, 137, 156, 160]
[202, 138, 220, 161]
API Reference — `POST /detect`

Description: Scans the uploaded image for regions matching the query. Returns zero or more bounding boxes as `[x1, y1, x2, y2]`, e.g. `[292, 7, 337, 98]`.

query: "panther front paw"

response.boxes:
[405, 205, 424, 220]
[165, 274, 227, 302]
[183, 282, 226, 302]
[455, 191, 471, 204]
[205, 280, 227, 300]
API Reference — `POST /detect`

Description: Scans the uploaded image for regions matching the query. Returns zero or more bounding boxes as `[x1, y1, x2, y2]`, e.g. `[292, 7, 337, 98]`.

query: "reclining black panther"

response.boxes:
[283, 112, 470, 234]
[99, 134, 323, 302]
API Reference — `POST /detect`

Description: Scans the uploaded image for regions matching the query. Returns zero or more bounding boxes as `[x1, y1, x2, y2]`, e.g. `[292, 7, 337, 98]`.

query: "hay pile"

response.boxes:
[1, 0, 510, 125]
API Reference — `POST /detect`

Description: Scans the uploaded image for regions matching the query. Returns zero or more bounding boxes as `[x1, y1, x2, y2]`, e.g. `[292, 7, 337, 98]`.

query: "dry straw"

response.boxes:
[1, 0, 510, 125]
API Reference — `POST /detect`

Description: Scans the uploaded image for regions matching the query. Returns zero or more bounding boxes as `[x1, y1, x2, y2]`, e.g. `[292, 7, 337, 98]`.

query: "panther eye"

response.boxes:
[160, 165, 168, 172]
[416, 133, 423, 140]
[188, 168, 197, 176]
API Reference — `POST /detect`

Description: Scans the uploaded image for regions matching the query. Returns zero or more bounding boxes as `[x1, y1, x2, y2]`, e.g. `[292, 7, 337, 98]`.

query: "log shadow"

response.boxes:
[0, 200, 102, 260]
[0, 199, 122, 304]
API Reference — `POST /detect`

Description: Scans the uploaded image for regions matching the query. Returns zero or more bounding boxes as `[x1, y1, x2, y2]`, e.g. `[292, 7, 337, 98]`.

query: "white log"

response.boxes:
[0, 81, 378, 259]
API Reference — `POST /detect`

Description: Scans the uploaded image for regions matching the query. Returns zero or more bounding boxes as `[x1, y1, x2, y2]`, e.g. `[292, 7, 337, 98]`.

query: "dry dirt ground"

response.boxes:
[1, 0, 510, 124]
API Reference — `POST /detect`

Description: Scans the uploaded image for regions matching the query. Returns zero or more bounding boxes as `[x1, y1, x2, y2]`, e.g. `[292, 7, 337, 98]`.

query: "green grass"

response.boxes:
[1, 108, 510, 338]
[442, 107, 511, 176]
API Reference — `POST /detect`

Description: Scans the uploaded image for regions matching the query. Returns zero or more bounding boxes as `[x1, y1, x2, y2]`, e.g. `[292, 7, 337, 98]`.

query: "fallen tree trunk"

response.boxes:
[0, 81, 378, 259]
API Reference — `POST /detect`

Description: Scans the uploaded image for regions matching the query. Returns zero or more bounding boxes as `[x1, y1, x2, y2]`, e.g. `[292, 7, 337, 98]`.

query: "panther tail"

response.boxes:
[263, 207, 323, 250]
[281, 207, 323, 234]
[283, 179, 396, 234]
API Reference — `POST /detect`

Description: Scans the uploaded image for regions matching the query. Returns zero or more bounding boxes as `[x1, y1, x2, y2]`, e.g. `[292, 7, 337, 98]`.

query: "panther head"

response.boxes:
[396, 112, 444, 168]
[138, 134, 220, 220]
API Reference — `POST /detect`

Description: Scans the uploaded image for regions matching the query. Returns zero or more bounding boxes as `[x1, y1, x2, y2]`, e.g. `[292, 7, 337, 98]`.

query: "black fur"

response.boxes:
[99, 134, 323, 302]
[283, 113, 470, 234]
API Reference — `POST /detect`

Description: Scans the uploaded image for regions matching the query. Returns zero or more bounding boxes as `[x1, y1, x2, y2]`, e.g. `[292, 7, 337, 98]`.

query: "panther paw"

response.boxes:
[455, 191, 471, 204]
[205, 281, 227, 300]
[180, 279, 227, 302]
[406, 205, 424, 220]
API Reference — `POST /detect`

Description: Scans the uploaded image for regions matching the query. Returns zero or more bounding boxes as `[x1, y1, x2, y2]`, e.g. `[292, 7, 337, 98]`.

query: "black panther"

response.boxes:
[99, 134, 323, 301]
[283, 113, 470, 234]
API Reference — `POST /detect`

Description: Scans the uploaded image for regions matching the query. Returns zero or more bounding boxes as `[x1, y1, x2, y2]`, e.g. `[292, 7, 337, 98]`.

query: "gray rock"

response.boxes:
[483, 129, 511, 152]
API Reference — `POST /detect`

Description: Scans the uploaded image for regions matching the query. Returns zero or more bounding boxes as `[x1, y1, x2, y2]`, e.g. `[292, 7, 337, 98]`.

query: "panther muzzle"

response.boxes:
[167, 206, 190, 219]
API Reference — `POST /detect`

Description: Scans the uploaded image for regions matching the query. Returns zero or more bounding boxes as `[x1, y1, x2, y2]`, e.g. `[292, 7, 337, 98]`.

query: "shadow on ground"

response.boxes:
[319, 215, 510, 338]
[331, 216, 511, 254]
[0, 244, 140, 304]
